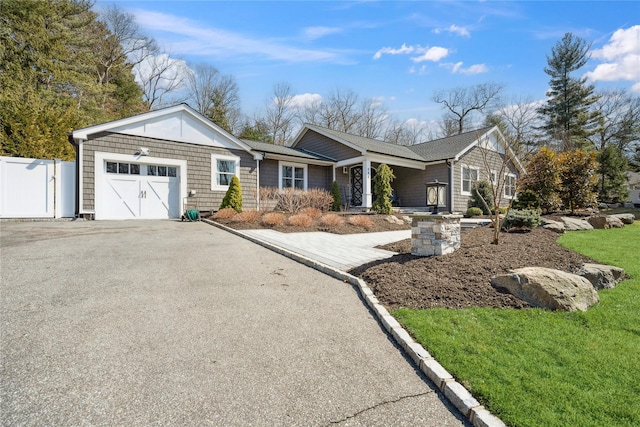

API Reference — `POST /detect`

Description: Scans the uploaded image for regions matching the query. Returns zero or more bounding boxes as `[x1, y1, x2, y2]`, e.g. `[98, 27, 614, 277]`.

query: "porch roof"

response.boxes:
[243, 139, 335, 164]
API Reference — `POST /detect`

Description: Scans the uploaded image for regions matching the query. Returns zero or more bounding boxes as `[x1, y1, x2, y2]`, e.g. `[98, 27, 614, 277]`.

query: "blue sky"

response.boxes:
[98, 1, 640, 128]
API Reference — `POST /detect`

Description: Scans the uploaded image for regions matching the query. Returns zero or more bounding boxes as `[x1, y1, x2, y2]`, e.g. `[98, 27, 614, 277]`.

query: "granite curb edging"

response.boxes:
[203, 219, 507, 427]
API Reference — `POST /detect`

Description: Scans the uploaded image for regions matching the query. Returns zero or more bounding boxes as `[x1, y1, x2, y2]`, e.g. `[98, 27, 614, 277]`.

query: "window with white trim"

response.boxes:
[279, 161, 307, 191]
[504, 173, 517, 198]
[211, 154, 240, 191]
[461, 166, 479, 195]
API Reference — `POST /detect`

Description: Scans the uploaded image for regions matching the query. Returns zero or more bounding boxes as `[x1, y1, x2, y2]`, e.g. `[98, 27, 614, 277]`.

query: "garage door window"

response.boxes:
[147, 165, 177, 177]
[107, 162, 140, 175]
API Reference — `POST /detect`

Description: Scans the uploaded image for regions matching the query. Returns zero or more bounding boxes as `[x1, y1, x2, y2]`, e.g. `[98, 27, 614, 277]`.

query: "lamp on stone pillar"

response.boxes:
[425, 180, 447, 214]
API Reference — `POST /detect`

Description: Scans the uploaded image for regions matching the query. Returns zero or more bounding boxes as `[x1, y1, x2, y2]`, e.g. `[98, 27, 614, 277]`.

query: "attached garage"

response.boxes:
[71, 104, 261, 220]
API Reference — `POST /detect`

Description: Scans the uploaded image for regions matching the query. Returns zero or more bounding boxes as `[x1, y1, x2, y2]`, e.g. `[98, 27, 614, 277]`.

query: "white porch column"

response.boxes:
[363, 159, 372, 209]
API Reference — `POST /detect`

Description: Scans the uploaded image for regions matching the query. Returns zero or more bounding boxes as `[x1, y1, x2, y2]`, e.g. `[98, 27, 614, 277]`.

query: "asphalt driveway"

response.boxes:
[0, 220, 467, 426]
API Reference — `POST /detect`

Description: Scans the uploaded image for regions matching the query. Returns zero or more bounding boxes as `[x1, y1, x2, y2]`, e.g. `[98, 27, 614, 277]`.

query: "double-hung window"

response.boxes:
[279, 162, 307, 191]
[461, 166, 479, 195]
[211, 154, 240, 191]
[504, 174, 517, 198]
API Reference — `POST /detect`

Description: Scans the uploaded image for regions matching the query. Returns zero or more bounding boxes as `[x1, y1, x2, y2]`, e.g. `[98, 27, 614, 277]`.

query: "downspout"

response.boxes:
[446, 159, 454, 213]
[67, 133, 80, 218]
[256, 157, 261, 211]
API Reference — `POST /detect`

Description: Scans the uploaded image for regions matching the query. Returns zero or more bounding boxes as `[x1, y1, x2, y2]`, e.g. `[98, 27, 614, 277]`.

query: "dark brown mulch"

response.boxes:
[349, 226, 595, 311]
[210, 213, 410, 234]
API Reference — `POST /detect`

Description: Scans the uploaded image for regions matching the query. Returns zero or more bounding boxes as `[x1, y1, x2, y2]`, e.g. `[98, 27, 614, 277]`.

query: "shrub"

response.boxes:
[330, 181, 342, 211]
[348, 215, 374, 228]
[512, 189, 541, 210]
[465, 207, 483, 217]
[261, 212, 286, 226]
[372, 164, 395, 214]
[231, 210, 262, 223]
[213, 208, 237, 219]
[320, 214, 345, 227]
[300, 207, 322, 219]
[263, 187, 334, 213]
[502, 209, 541, 231]
[220, 175, 243, 212]
[519, 147, 561, 213]
[468, 180, 494, 215]
[288, 213, 313, 227]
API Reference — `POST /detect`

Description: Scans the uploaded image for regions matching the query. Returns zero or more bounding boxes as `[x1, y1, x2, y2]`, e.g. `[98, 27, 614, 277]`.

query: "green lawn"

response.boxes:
[394, 223, 640, 427]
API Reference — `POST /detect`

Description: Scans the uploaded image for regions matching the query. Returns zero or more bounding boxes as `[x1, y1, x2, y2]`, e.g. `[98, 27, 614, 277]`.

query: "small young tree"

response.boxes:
[558, 149, 598, 214]
[220, 175, 243, 212]
[519, 147, 561, 213]
[597, 145, 629, 203]
[468, 180, 494, 215]
[330, 181, 342, 211]
[372, 164, 395, 214]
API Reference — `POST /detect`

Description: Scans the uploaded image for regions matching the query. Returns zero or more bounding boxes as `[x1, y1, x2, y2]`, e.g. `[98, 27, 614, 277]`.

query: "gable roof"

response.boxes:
[242, 140, 335, 164]
[295, 124, 426, 162]
[71, 104, 258, 157]
[408, 126, 494, 162]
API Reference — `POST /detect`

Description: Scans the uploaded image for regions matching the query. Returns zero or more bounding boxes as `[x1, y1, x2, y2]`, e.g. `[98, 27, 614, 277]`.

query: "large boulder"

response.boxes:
[587, 215, 624, 229]
[541, 218, 565, 234]
[610, 213, 635, 224]
[577, 263, 626, 290]
[561, 217, 593, 231]
[490, 267, 599, 311]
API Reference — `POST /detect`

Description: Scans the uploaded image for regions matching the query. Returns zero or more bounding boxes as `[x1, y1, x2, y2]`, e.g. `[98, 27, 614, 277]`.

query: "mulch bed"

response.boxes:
[349, 226, 595, 310]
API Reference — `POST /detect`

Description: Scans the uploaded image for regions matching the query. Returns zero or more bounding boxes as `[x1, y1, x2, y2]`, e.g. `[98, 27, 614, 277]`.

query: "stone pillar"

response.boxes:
[411, 214, 462, 256]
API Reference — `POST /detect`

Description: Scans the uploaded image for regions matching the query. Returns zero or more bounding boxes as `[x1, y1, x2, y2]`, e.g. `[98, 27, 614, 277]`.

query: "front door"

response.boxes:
[350, 166, 363, 206]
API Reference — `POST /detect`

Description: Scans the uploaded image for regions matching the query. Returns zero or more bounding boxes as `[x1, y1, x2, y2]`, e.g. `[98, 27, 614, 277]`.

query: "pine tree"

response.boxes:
[537, 33, 600, 151]
[330, 181, 342, 211]
[372, 164, 394, 214]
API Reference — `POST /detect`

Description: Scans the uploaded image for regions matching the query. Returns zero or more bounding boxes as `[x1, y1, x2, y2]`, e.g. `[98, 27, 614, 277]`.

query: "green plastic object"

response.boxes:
[186, 209, 199, 221]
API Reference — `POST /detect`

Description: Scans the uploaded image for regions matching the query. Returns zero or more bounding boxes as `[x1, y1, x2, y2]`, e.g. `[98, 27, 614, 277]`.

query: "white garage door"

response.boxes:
[99, 161, 180, 220]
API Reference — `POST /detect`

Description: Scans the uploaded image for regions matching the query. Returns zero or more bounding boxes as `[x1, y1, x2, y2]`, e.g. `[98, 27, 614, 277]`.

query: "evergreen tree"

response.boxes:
[372, 164, 394, 214]
[220, 175, 243, 212]
[519, 147, 561, 213]
[537, 33, 600, 151]
[597, 145, 628, 203]
[330, 181, 342, 211]
[558, 149, 598, 213]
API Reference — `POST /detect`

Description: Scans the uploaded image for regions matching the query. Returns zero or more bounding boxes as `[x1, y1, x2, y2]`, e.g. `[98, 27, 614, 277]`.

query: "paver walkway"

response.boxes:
[241, 229, 411, 271]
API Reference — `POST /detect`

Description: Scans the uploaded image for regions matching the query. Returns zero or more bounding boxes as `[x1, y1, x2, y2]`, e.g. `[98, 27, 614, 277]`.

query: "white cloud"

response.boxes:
[303, 26, 342, 40]
[373, 43, 415, 59]
[411, 46, 450, 63]
[584, 26, 640, 91]
[434, 24, 471, 37]
[445, 61, 488, 75]
[131, 9, 345, 64]
[288, 93, 323, 109]
[374, 43, 449, 62]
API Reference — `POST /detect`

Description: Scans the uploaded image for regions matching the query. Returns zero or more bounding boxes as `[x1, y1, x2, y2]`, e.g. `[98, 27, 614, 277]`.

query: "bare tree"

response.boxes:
[492, 96, 542, 158]
[134, 50, 188, 110]
[98, 5, 158, 85]
[184, 63, 221, 116]
[322, 88, 361, 132]
[589, 89, 640, 154]
[355, 98, 388, 139]
[265, 82, 296, 145]
[432, 82, 505, 134]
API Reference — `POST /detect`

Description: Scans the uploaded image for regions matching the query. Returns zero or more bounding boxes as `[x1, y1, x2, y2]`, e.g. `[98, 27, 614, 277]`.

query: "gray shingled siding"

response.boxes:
[308, 164, 332, 190]
[259, 159, 279, 188]
[82, 132, 257, 213]
[296, 131, 361, 161]
[453, 148, 518, 213]
[392, 164, 449, 208]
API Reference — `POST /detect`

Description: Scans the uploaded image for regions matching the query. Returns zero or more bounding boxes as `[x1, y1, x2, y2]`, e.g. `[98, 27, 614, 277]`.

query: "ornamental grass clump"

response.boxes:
[261, 212, 286, 226]
[288, 213, 313, 227]
[231, 210, 262, 223]
[213, 207, 237, 219]
[320, 213, 344, 227]
[348, 215, 374, 229]
[300, 207, 322, 219]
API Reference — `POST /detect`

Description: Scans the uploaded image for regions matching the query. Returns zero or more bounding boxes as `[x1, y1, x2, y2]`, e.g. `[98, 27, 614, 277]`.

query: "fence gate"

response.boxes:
[0, 156, 76, 219]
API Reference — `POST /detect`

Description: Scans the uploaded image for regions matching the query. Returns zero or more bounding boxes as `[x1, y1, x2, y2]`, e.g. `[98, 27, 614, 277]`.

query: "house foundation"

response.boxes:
[411, 214, 462, 256]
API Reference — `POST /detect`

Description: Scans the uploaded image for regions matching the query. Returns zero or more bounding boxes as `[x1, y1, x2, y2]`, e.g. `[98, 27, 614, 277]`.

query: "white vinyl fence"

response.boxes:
[0, 156, 76, 219]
